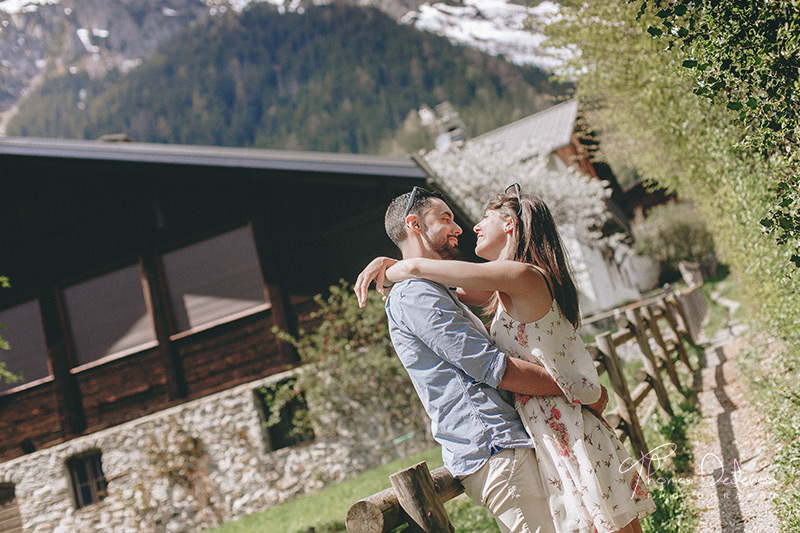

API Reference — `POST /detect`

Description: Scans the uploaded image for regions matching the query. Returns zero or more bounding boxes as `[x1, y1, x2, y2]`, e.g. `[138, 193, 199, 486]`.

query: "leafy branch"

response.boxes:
[636, 0, 800, 266]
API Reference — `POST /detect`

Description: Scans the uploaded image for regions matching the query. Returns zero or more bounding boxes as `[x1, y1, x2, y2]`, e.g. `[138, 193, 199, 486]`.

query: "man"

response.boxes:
[355, 187, 607, 533]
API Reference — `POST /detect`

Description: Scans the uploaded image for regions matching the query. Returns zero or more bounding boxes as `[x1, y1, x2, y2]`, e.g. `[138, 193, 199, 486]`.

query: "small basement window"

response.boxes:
[256, 378, 314, 451]
[67, 451, 108, 508]
[0, 482, 23, 533]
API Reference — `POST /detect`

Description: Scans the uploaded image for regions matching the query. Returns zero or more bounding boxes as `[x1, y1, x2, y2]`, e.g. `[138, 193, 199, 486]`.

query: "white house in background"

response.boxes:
[415, 99, 659, 317]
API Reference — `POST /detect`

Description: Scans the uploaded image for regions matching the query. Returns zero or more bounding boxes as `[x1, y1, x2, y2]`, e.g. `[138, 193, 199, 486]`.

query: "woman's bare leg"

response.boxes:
[612, 517, 643, 533]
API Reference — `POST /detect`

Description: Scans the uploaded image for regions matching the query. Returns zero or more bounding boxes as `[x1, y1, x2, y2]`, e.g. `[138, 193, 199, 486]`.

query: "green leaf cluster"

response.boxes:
[271, 281, 429, 446]
[8, 4, 561, 156]
[637, 0, 800, 267]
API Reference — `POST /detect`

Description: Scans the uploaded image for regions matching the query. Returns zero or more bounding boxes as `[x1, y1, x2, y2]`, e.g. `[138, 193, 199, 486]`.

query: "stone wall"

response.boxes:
[0, 369, 428, 533]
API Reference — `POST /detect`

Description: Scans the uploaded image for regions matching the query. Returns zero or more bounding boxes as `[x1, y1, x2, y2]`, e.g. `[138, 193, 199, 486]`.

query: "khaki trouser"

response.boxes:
[459, 448, 556, 533]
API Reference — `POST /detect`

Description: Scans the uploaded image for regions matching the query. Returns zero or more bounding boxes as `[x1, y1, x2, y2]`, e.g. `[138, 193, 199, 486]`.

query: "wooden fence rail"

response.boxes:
[345, 284, 707, 533]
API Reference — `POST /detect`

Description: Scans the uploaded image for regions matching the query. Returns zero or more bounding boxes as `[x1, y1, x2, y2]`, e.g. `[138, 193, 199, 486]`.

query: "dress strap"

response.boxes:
[531, 265, 554, 300]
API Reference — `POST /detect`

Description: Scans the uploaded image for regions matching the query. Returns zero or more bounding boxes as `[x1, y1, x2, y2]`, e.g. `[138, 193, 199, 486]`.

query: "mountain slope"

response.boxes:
[7, 3, 563, 154]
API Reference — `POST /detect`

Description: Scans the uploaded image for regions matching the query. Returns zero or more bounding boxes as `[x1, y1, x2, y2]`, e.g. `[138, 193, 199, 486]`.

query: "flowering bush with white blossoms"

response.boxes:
[420, 135, 613, 246]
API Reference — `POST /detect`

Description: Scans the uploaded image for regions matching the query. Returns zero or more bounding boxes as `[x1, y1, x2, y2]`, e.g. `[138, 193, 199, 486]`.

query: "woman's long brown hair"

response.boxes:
[482, 190, 581, 329]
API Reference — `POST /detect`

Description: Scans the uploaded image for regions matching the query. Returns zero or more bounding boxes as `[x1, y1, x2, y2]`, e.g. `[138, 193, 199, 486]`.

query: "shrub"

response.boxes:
[270, 281, 430, 449]
[632, 202, 716, 283]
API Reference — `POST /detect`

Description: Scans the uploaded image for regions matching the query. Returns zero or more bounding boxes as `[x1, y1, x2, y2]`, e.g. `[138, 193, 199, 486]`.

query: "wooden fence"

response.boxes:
[345, 284, 708, 533]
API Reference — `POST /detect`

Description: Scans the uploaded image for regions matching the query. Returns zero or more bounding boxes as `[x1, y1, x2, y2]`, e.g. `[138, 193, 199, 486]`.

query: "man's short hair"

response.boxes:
[385, 187, 444, 247]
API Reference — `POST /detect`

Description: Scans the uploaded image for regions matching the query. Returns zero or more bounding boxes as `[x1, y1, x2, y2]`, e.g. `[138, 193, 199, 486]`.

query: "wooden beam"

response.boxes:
[251, 219, 300, 365]
[644, 304, 687, 396]
[38, 288, 85, 437]
[595, 332, 649, 460]
[140, 254, 187, 399]
[626, 308, 673, 416]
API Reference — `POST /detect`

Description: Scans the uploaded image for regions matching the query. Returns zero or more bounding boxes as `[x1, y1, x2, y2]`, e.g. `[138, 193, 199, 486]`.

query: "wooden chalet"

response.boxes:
[0, 137, 477, 463]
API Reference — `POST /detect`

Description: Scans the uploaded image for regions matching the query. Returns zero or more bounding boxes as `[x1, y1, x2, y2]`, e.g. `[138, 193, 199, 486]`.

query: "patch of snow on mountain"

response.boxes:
[400, 0, 562, 70]
[0, 0, 58, 14]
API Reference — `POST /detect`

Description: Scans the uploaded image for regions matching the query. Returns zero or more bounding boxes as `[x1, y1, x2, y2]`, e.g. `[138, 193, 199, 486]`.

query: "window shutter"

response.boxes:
[63, 264, 156, 367]
[162, 226, 268, 333]
[0, 301, 51, 392]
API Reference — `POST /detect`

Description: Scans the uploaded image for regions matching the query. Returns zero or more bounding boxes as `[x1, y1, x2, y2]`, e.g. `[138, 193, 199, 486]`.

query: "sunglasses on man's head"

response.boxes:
[404, 186, 435, 218]
[505, 183, 522, 215]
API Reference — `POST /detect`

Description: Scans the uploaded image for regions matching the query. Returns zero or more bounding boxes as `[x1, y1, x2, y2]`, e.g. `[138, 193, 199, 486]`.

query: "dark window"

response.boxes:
[162, 226, 269, 334]
[0, 482, 23, 533]
[63, 264, 156, 367]
[256, 379, 314, 451]
[0, 300, 51, 393]
[67, 451, 108, 508]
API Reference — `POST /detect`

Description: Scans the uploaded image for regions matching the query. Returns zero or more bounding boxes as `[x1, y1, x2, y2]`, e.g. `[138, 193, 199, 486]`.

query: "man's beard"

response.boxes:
[423, 231, 460, 260]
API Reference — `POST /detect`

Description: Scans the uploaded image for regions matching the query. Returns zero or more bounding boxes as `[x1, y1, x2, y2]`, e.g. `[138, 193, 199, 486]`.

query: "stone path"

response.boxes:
[687, 288, 782, 532]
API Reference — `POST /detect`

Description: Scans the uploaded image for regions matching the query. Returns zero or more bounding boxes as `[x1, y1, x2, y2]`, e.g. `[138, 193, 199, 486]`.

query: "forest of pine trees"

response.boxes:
[8, 4, 564, 154]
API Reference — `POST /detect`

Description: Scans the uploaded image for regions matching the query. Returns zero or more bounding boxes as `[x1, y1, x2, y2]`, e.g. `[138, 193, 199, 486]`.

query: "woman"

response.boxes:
[361, 185, 655, 533]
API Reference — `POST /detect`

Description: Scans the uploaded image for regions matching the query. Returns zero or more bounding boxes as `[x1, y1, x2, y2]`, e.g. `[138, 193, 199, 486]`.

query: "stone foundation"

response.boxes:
[0, 369, 427, 532]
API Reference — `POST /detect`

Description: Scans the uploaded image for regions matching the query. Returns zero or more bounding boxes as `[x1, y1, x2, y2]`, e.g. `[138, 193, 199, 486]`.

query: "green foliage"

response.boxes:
[0, 277, 22, 386]
[0, 329, 22, 385]
[640, 400, 699, 532]
[632, 202, 716, 282]
[551, 15, 800, 523]
[637, 0, 800, 267]
[546, 0, 800, 393]
[641, 477, 695, 533]
[272, 280, 429, 444]
[256, 378, 315, 450]
[442, 497, 500, 532]
[9, 4, 561, 156]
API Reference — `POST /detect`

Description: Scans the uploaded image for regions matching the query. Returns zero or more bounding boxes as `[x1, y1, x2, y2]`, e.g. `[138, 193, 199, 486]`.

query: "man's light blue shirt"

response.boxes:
[385, 279, 533, 477]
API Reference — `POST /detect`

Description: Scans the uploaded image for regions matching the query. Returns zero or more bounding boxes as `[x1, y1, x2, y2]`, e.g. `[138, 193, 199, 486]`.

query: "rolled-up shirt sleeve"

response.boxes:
[394, 281, 508, 388]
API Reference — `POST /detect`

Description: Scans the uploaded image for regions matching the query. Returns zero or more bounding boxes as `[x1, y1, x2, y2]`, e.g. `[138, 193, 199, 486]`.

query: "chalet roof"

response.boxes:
[469, 98, 578, 156]
[0, 137, 426, 179]
[418, 99, 583, 224]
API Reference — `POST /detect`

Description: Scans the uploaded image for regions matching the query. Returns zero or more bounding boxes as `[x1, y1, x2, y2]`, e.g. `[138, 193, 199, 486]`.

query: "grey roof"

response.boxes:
[0, 136, 426, 179]
[469, 98, 578, 156]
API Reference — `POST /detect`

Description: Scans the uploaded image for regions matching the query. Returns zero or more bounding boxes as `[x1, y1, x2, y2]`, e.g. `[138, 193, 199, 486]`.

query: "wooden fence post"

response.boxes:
[389, 462, 453, 533]
[643, 303, 688, 396]
[666, 293, 698, 345]
[346, 465, 462, 533]
[595, 332, 649, 461]
[658, 298, 694, 372]
[626, 308, 674, 417]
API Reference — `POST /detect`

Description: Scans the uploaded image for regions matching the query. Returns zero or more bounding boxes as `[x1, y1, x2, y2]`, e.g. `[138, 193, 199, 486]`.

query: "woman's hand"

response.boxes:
[584, 385, 609, 415]
[354, 256, 398, 308]
[384, 258, 416, 284]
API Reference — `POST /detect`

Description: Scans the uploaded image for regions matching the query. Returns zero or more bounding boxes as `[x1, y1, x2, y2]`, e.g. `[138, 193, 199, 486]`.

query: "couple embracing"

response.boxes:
[355, 185, 655, 533]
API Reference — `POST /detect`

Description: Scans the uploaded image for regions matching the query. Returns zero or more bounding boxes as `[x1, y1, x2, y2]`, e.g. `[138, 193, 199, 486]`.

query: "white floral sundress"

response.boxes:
[491, 298, 656, 533]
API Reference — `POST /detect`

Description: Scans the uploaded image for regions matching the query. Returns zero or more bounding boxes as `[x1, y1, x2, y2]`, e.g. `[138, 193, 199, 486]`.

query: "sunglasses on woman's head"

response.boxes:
[505, 183, 522, 215]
